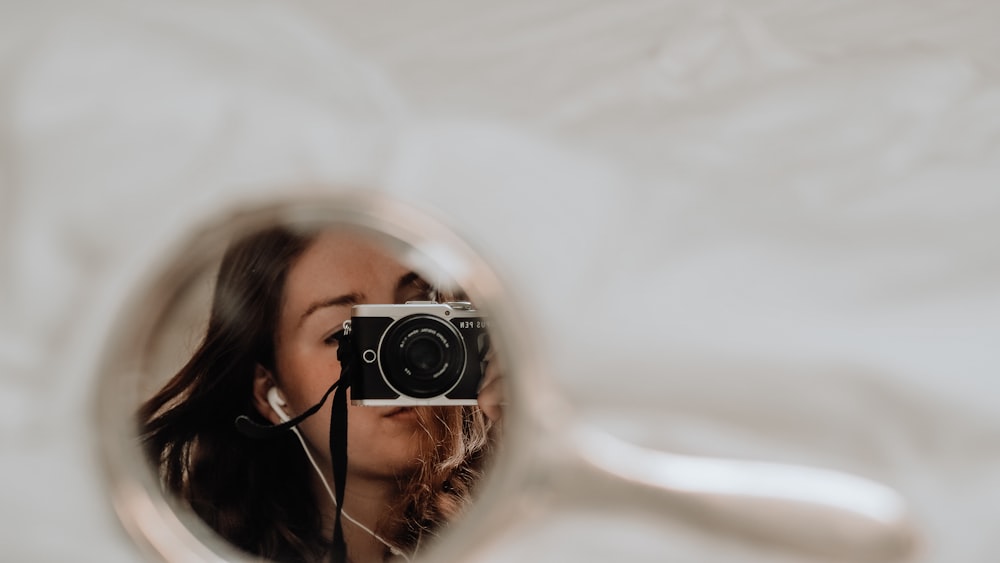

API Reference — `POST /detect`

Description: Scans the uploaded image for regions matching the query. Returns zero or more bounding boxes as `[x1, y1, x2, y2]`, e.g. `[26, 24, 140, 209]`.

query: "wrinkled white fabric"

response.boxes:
[2, 0, 999, 561]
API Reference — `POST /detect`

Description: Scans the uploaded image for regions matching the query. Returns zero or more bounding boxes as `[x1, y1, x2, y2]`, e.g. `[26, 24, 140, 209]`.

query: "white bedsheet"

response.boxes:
[1, 1, 998, 561]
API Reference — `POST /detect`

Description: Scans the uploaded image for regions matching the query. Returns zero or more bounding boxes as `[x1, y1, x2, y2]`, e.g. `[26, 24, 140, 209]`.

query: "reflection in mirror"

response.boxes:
[136, 222, 503, 563]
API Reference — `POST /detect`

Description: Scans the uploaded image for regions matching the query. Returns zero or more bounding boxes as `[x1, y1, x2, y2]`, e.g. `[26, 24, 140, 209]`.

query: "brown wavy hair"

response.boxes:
[139, 226, 494, 561]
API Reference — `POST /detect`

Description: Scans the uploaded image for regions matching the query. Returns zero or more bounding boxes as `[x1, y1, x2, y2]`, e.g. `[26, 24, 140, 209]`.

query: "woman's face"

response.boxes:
[262, 229, 437, 481]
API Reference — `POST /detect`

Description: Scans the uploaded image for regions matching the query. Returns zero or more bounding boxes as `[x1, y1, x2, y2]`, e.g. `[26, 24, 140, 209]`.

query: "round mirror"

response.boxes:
[92, 190, 916, 563]
[93, 192, 537, 563]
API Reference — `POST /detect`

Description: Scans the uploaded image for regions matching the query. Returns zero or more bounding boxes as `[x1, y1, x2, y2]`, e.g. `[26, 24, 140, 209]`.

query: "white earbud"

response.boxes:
[266, 387, 291, 422]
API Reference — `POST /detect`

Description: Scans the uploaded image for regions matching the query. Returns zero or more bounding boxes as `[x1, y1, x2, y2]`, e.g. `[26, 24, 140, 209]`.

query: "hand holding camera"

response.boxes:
[476, 348, 504, 422]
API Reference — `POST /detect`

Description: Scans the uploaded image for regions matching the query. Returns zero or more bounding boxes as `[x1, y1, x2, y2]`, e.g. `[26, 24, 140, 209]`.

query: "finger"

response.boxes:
[477, 361, 504, 422]
[477, 377, 503, 422]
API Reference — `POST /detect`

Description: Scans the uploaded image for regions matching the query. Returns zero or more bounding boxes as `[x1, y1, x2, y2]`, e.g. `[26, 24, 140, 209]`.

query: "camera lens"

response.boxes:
[404, 335, 445, 374]
[379, 314, 467, 398]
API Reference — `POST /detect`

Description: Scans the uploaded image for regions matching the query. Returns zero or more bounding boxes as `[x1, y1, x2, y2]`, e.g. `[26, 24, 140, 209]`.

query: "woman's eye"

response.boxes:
[323, 332, 342, 346]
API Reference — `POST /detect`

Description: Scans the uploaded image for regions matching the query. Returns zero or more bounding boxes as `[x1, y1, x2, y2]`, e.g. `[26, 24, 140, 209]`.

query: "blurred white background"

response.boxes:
[1, 0, 998, 561]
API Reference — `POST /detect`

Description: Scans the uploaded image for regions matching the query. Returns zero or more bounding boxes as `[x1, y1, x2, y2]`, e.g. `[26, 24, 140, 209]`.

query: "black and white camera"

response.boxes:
[344, 301, 490, 406]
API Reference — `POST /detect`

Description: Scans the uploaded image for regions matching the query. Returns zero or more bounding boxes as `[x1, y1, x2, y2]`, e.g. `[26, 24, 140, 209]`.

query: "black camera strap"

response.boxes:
[233, 329, 355, 563]
[329, 330, 354, 563]
[234, 380, 340, 439]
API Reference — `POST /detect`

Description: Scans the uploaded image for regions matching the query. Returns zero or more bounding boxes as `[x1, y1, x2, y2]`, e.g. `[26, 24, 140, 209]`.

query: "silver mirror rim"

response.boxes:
[90, 188, 560, 562]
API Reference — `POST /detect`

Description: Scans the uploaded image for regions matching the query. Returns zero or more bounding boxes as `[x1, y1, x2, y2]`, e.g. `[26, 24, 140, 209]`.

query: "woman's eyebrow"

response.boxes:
[298, 292, 364, 327]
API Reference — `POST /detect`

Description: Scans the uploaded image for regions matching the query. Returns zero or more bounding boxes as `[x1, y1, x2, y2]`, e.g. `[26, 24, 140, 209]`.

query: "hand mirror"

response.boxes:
[91, 191, 917, 562]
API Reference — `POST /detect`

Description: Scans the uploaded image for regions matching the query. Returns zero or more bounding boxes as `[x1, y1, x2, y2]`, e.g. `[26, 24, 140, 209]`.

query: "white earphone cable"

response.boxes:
[271, 392, 411, 561]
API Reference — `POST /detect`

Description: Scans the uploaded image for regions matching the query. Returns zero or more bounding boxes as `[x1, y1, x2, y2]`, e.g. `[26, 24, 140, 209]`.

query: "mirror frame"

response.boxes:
[91, 190, 558, 562]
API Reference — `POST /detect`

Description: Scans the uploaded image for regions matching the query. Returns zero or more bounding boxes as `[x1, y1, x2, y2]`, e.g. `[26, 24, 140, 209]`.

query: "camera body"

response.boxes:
[345, 301, 489, 406]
